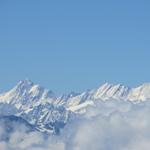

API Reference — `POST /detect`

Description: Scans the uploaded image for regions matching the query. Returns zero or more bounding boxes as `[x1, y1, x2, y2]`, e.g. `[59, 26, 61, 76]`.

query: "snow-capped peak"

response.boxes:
[93, 83, 130, 100]
[17, 79, 34, 86]
[128, 83, 150, 101]
[10, 79, 34, 94]
[1, 80, 150, 113]
[0, 79, 56, 108]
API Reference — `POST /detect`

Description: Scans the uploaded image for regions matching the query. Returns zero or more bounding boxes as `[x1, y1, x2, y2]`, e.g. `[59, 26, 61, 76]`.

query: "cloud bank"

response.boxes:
[1, 100, 150, 150]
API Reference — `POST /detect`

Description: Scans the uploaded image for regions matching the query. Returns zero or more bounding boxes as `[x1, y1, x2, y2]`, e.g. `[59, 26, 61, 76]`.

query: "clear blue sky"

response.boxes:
[0, 0, 150, 94]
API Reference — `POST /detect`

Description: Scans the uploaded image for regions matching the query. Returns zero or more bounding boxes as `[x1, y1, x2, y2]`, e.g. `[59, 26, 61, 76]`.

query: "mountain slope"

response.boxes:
[0, 80, 150, 133]
[128, 83, 150, 101]
[0, 80, 71, 134]
[0, 80, 57, 109]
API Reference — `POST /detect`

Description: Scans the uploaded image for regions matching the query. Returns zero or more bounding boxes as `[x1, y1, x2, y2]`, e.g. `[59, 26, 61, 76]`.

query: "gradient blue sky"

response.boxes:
[0, 0, 150, 94]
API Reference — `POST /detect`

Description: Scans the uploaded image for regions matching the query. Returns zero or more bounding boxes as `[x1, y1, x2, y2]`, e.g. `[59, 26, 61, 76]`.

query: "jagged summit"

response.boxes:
[0, 79, 56, 108]
[93, 83, 130, 100]
[16, 79, 34, 87]
[0, 80, 150, 111]
[11, 79, 34, 94]
[128, 83, 150, 101]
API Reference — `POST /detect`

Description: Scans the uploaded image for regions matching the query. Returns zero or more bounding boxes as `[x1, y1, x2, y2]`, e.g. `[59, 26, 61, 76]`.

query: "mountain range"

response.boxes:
[0, 79, 150, 134]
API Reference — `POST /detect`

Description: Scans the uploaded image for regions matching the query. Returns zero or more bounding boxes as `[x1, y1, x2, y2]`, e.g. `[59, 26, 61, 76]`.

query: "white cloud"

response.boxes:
[1, 99, 150, 150]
